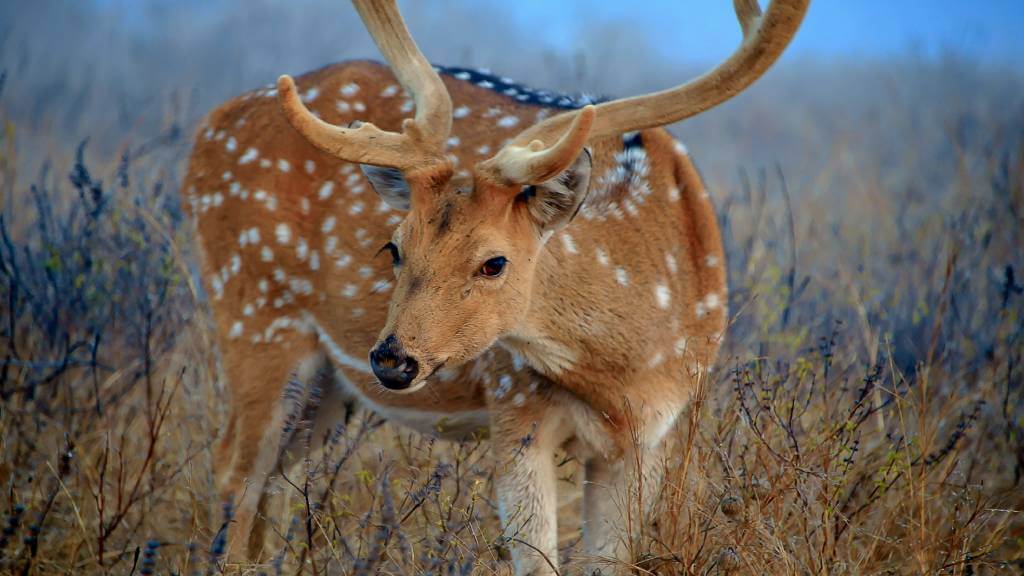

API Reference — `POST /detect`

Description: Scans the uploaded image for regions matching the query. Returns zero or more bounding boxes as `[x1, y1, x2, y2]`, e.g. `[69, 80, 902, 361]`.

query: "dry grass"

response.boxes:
[1, 3, 1023, 573]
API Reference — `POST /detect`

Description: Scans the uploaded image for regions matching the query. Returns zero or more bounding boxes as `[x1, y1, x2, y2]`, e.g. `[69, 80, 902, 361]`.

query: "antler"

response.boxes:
[277, 0, 452, 172]
[489, 0, 810, 182]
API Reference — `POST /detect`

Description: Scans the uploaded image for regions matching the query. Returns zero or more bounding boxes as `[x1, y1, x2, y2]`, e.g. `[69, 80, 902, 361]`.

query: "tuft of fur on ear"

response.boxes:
[522, 148, 592, 233]
[361, 164, 411, 211]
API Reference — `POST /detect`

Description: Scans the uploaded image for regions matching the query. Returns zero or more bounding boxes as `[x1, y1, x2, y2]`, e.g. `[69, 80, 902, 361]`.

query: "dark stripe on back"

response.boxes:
[435, 64, 611, 110]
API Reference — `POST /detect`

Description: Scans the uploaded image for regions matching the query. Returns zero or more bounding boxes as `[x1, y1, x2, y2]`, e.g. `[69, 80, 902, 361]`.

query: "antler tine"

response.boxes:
[350, 0, 451, 150]
[481, 103, 598, 183]
[278, 0, 451, 172]
[480, 105, 595, 185]
[734, 0, 763, 38]
[490, 0, 808, 175]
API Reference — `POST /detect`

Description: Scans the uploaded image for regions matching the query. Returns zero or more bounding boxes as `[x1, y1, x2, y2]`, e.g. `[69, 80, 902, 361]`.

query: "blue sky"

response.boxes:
[89, 0, 1024, 66]
[498, 0, 1024, 64]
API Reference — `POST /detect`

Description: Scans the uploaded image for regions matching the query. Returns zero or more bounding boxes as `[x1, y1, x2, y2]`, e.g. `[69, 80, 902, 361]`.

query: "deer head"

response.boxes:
[277, 0, 808, 392]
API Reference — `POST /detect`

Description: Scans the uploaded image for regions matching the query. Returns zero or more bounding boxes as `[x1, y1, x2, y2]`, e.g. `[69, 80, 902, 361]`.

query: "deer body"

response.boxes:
[184, 1, 807, 573]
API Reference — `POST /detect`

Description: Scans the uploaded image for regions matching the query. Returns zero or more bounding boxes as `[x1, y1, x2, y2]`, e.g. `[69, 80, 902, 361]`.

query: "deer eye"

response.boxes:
[479, 256, 507, 278]
[378, 242, 401, 266]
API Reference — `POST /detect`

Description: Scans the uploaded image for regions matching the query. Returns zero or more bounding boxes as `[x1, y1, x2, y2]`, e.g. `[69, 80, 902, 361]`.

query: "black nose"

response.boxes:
[369, 334, 420, 390]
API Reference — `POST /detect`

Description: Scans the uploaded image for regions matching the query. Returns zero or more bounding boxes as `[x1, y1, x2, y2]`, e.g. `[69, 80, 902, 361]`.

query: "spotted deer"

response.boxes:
[183, 0, 808, 572]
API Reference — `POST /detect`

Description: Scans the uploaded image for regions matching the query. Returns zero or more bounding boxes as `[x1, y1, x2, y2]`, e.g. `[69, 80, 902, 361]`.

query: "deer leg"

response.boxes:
[215, 334, 318, 563]
[270, 357, 361, 550]
[491, 403, 567, 576]
[581, 442, 666, 575]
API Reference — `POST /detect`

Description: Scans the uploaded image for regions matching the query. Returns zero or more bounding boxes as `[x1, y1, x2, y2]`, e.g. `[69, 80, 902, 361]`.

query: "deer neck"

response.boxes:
[498, 228, 636, 383]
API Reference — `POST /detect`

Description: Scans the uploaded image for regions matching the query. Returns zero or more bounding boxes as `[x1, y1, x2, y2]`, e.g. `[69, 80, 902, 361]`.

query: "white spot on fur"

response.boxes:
[497, 115, 520, 128]
[261, 246, 274, 262]
[247, 227, 260, 244]
[342, 283, 357, 298]
[239, 148, 259, 165]
[275, 223, 291, 245]
[704, 293, 721, 310]
[304, 159, 316, 174]
[674, 337, 689, 357]
[476, 144, 491, 155]
[453, 105, 470, 119]
[705, 254, 720, 268]
[655, 283, 671, 309]
[666, 253, 678, 274]
[380, 84, 399, 97]
[340, 82, 360, 97]
[595, 248, 610, 267]
[309, 251, 320, 271]
[615, 267, 629, 286]
[321, 216, 336, 233]
[349, 201, 365, 215]
[225, 137, 237, 153]
[560, 233, 578, 254]
[495, 375, 513, 399]
[647, 351, 665, 368]
[513, 393, 525, 407]
[229, 321, 243, 339]
[277, 159, 290, 173]
[318, 181, 335, 200]
[301, 87, 319, 102]
[446, 136, 460, 148]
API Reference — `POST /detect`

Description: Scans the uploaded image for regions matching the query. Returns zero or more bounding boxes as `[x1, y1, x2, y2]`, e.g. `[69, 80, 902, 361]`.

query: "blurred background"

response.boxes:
[1, 1, 1022, 573]
[3, 0, 1023, 171]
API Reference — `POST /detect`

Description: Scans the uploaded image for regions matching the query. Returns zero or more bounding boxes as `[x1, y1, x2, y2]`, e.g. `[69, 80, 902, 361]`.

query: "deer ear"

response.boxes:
[521, 148, 592, 233]
[361, 164, 411, 211]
